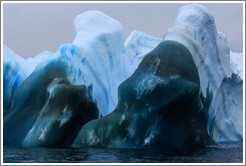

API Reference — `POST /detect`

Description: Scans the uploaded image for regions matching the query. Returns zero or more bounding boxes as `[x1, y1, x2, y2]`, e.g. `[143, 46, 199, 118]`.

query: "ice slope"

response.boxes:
[162, 4, 243, 142]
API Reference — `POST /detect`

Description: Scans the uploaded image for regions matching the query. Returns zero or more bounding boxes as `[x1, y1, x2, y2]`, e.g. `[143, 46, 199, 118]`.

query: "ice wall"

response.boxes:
[163, 4, 243, 142]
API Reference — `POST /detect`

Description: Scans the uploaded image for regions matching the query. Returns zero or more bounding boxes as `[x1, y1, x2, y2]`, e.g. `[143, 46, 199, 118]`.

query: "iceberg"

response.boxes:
[3, 4, 243, 148]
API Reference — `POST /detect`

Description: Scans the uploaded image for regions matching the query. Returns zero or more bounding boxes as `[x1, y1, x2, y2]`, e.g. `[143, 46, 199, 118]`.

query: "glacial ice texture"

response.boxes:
[3, 4, 243, 147]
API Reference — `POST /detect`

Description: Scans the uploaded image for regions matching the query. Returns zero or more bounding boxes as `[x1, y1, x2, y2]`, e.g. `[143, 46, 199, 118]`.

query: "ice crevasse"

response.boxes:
[3, 4, 243, 147]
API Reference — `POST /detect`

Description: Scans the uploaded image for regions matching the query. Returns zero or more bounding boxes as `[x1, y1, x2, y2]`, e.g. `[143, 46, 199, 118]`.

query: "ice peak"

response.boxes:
[74, 10, 125, 37]
[176, 4, 215, 28]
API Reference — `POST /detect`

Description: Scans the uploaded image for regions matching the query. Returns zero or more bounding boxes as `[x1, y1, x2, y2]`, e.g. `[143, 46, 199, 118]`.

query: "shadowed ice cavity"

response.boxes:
[73, 40, 214, 150]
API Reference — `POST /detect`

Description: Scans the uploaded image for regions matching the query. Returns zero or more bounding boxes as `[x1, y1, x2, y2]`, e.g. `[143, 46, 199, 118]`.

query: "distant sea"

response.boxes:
[3, 142, 243, 163]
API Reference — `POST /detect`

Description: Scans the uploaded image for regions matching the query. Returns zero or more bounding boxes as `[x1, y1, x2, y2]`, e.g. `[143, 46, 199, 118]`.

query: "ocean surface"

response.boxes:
[3, 142, 243, 163]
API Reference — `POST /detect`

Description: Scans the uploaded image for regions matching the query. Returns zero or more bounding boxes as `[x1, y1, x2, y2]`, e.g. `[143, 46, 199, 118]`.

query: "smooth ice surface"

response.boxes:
[22, 84, 99, 147]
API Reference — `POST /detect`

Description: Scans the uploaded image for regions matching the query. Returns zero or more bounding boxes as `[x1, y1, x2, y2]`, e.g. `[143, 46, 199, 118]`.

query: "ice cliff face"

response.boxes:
[3, 4, 243, 147]
[163, 4, 243, 142]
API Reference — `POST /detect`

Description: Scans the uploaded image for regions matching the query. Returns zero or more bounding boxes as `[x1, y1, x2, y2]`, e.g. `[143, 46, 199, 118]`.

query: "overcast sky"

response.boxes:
[3, 3, 244, 58]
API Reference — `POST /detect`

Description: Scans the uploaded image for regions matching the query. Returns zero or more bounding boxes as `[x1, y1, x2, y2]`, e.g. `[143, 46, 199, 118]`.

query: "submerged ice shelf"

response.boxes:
[3, 4, 243, 149]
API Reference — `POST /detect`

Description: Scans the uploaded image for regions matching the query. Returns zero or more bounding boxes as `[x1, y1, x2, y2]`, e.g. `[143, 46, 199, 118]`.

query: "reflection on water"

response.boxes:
[3, 142, 243, 163]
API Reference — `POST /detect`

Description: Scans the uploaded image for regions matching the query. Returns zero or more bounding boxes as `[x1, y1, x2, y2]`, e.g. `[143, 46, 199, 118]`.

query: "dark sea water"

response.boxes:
[3, 142, 243, 163]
